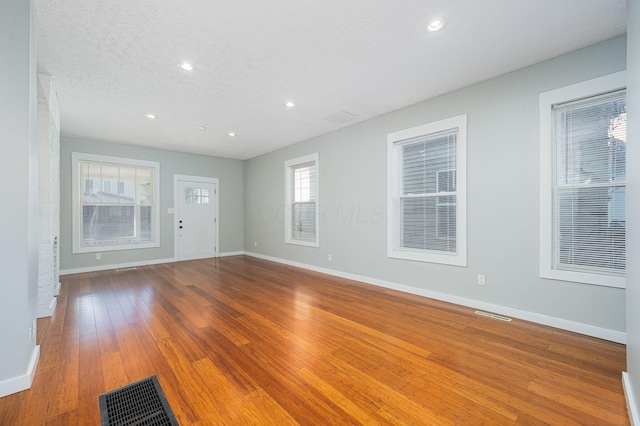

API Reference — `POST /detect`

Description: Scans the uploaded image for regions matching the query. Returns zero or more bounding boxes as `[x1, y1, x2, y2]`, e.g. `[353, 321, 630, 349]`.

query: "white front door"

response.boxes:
[175, 176, 219, 261]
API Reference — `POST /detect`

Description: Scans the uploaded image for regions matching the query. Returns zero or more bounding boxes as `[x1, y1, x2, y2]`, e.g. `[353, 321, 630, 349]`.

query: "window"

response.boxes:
[184, 187, 210, 204]
[539, 71, 626, 288]
[285, 153, 319, 247]
[387, 115, 467, 266]
[71, 153, 160, 253]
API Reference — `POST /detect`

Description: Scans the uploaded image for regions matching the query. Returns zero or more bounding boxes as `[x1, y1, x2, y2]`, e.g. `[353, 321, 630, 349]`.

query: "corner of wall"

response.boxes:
[0, 346, 40, 398]
[624, 372, 640, 426]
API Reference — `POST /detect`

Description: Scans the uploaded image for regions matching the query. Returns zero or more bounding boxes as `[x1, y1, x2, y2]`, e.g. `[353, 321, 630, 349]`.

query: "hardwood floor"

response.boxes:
[0, 255, 629, 425]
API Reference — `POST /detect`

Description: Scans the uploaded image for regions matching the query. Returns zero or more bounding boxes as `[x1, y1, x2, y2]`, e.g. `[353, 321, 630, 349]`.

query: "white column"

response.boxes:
[624, 0, 640, 423]
[36, 74, 60, 318]
[0, 0, 41, 397]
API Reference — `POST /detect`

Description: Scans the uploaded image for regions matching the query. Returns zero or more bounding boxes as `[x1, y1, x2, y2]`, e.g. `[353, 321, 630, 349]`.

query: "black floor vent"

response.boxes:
[99, 375, 178, 426]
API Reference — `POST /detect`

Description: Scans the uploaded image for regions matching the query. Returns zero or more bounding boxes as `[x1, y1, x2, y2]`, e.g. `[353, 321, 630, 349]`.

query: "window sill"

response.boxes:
[388, 248, 466, 267]
[73, 241, 160, 254]
[539, 268, 625, 288]
[285, 238, 319, 248]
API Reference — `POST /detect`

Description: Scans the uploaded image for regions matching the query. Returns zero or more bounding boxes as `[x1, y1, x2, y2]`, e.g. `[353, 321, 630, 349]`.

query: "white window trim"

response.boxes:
[284, 153, 320, 247]
[539, 71, 626, 288]
[71, 152, 161, 254]
[387, 115, 467, 266]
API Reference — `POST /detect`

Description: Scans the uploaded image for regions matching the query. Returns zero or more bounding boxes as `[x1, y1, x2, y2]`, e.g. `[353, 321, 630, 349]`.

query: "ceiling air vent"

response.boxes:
[323, 110, 357, 124]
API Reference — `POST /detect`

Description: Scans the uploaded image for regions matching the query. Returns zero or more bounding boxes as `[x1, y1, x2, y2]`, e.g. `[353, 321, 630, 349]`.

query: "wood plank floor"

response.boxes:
[0, 255, 629, 425]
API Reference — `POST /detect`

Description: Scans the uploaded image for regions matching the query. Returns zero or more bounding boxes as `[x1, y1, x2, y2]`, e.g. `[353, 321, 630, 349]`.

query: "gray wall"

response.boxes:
[626, 0, 640, 415]
[244, 36, 627, 333]
[60, 136, 244, 271]
[0, 0, 39, 389]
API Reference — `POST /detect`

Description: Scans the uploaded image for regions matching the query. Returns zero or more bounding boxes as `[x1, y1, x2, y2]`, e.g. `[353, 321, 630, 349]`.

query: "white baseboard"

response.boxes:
[219, 251, 245, 257]
[36, 296, 57, 319]
[0, 345, 40, 398]
[624, 372, 640, 426]
[54, 281, 61, 296]
[60, 252, 246, 275]
[58, 251, 626, 343]
[60, 257, 177, 276]
[244, 251, 626, 344]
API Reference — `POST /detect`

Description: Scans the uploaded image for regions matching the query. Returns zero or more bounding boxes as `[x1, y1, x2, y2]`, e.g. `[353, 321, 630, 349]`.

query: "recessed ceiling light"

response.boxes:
[196, 126, 206, 131]
[228, 131, 236, 137]
[284, 101, 296, 108]
[144, 113, 157, 119]
[427, 18, 446, 32]
[179, 62, 194, 71]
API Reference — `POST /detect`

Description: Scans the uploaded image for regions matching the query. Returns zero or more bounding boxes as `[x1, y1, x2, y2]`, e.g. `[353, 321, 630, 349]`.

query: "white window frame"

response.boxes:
[71, 152, 161, 253]
[436, 169, 456, 240]
[387, 115, 467, 266]
[284, 153, 320, 247]
[539, 71, 626, 288]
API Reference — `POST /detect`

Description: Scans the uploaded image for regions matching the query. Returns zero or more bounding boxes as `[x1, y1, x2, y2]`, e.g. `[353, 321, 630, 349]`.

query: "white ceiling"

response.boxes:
[36, 0, 627, 160]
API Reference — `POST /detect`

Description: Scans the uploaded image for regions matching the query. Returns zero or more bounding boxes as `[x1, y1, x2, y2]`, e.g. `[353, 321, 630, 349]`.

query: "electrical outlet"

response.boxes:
[328, 254, 332, 261]
[477, 274, 486, 286]
[254, 241, 258, 247]
[96, 253, 102, 260]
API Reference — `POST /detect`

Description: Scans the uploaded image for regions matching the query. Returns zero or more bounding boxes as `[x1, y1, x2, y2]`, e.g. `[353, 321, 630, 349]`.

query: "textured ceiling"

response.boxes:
[36, 0, 627, 160]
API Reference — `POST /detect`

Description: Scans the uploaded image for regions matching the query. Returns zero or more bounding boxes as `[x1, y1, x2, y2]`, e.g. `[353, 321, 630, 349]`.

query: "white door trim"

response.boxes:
[173, 174, 220, 260]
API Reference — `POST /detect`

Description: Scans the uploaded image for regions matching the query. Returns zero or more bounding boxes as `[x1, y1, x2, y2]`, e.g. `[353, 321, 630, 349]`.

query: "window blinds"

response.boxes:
[400, 129, 457, 253]
[552, 89, 626, 276]
[291, 162, 317, 240]
[80, 160, 155, 247]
